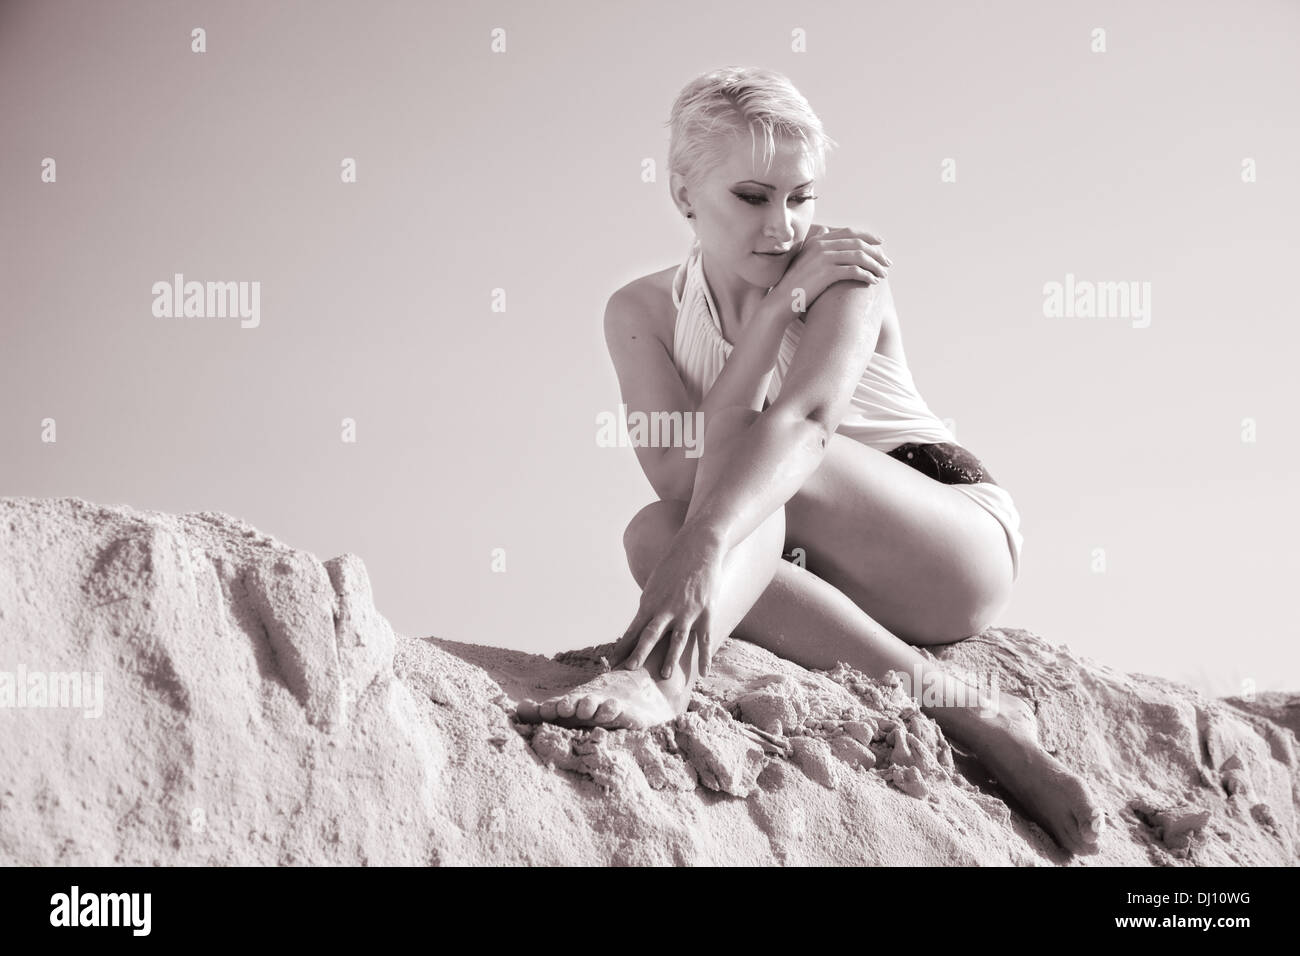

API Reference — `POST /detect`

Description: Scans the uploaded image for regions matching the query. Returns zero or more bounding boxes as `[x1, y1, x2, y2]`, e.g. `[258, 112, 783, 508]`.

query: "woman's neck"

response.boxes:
[699, 249, 772, 342]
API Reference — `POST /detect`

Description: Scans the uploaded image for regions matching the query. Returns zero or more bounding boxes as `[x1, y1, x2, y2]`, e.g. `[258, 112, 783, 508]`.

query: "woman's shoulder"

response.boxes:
[607, 265, 679, 347]
[620, 262, 678, 296]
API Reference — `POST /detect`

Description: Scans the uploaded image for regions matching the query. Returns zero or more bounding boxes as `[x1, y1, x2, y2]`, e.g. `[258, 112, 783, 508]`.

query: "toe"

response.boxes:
[605, 710, 638, 730]
[593, 699, 622, 725]
[1080, 807, 1104, 843]
[557, 696, 578, 718]
[576, 695, 599, 720]
[516, 699, 540, 723]
[539, 699, 559, 721]
[1061, 807, 1102, 855]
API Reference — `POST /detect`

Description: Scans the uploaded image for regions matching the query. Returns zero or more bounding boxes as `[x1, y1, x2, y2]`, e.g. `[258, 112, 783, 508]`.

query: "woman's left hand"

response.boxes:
[614, 529, 725, 680]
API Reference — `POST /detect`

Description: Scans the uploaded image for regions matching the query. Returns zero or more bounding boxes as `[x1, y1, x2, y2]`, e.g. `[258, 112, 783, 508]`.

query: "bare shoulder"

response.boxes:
[605, 265, 678, 349]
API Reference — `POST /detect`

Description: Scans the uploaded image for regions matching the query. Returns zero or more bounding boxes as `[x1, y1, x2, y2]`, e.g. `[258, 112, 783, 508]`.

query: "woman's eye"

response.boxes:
[738, 193, 817, 205]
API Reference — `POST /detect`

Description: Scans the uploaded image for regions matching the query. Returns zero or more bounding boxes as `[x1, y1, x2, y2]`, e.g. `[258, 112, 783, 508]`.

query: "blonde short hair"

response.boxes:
[666, 66, 838, 194]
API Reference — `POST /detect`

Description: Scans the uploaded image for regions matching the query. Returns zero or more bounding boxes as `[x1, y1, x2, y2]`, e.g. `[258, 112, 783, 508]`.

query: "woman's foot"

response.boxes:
[517, 651, 1103, 853]
[948, 692, 1105, 855]
[515, 641, 697, 730]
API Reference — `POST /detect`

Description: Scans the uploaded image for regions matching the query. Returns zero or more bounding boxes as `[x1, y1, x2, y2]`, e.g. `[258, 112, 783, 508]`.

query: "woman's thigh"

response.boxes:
[781, 432, 1014, 643]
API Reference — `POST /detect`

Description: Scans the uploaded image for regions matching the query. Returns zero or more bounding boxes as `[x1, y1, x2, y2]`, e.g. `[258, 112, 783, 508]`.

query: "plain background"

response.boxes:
[2, 0, 1297, 697]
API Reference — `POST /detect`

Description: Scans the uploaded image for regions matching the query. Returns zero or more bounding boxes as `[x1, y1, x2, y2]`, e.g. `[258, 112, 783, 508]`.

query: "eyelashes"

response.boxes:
[736, 193, 817, 206]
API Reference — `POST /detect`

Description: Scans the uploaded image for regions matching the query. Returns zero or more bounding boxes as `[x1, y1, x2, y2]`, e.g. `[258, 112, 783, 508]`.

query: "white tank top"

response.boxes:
[669, 238, 958, 453]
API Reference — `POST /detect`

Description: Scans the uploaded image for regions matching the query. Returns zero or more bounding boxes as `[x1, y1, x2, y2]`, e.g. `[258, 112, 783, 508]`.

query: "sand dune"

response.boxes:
[0, 496, 1294, 866]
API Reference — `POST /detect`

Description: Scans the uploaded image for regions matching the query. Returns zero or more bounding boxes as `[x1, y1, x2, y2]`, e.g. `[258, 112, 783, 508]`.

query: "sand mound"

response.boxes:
[1, 496, 1295, 865]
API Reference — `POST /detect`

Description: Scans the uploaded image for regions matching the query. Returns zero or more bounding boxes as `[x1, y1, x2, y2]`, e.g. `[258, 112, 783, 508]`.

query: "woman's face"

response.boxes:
[687, 135, 820, 286]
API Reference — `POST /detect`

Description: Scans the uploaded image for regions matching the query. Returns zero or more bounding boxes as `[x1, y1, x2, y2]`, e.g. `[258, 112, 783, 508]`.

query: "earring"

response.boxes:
[686, 212, 694, 219]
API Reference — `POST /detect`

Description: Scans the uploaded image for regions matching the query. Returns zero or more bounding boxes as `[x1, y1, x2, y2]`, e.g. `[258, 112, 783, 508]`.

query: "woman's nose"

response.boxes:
[767, 212, 795, 241]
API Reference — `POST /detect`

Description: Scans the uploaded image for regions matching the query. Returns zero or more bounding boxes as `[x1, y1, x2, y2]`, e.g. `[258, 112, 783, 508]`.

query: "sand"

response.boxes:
[0, 496, 1296, 865]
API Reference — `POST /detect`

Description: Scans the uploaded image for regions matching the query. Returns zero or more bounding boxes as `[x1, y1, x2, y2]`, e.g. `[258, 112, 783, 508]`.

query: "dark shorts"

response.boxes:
[884, 441, 997, 487]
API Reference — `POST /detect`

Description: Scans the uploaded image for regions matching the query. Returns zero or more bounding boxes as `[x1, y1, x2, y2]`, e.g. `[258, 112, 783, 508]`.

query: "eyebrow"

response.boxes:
[735, 179, 815, 190]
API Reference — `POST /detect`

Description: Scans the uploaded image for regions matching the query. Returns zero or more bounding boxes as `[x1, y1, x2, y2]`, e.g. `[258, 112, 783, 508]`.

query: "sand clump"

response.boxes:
[0, 496, 1297, 866]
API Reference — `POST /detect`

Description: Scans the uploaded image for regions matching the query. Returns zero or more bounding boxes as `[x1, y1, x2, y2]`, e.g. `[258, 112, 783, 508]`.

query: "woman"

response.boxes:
[517, 66, 1103, 855]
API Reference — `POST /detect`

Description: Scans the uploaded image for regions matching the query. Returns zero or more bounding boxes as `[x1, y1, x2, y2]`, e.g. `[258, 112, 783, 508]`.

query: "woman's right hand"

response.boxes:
[762, 224, 891, 320]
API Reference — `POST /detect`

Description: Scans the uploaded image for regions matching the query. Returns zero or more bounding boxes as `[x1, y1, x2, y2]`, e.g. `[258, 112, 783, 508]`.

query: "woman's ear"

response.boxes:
[668, 171, 693, 220]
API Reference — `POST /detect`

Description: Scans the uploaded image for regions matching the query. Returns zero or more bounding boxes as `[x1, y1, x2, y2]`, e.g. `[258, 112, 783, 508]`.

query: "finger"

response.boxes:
[698, 621, 718, 677]
[625, 614, 672, 671]
[818, 237, 890, 272]
[697, 631, 713, 677]
[844, 226, 885, 246]
[615, 608, 653, 667]
[662, 625, 691, 680]
[817, 226, 884, 245]
[692, 610, 713, 676]
[610, 630, 640, 669]
[860, 242, 893, 270]
[813, 225, 850, 245]
[823, 243, 888, 278]
[853, 248, 889, 279]
[826, 248, 885, 280]
[836, 264, 881, 286]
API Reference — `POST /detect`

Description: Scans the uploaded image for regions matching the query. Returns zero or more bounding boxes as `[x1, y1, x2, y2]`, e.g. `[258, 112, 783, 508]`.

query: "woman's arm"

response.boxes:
[680, 278, 889, 552]
[660, 296, 793, 496]
[697, 297, 790, 413]
[603, 286, 700, 502]
[604, 282, 791, 503]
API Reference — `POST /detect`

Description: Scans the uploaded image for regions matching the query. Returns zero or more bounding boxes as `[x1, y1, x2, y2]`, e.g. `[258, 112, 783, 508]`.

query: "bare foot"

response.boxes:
[954, 692, 1105, 855]
[515, 644, 697, 730]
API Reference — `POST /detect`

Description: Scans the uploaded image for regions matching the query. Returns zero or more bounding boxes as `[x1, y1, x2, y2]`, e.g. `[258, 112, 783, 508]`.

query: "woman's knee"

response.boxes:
[623, 499, 689, 583]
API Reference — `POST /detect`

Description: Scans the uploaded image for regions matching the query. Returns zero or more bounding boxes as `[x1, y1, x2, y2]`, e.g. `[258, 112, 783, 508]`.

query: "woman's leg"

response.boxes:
[623, 499, 999, 724]
[521, 403, 1004, 720]
[621, 495, 1102, 855]
[518, 406, 1103, 852]
[519, 405, 797, 728]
